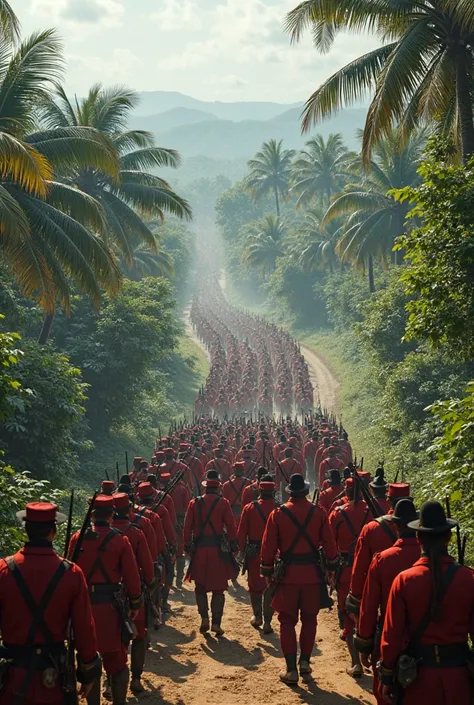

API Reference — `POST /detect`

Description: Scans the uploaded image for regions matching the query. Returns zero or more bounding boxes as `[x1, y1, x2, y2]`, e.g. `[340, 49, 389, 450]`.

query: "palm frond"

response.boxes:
[120, 146, 181, 170]
[115, 181, 192, 220]
[113, 129, 155, 152]
[0, 131, 51, 195]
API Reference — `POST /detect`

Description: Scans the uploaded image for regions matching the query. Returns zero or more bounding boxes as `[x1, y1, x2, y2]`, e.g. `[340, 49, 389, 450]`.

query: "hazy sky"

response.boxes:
[18, 0, 377, 105]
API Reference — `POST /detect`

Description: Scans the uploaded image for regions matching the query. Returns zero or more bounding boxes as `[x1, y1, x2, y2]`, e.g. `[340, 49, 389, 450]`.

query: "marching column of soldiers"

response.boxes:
[0, 270, 473, 705]
[1, 414, 473, 705]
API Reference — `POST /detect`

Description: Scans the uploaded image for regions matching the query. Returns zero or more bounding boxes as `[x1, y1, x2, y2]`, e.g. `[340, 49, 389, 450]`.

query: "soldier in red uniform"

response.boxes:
[240, 445, 259, 479]
[379, 501, 474, 705]
[329, 479, 371, 678]
[205, 444, 232, 482]
[304, 430, 320, 486]
[0, 502, 101, 705]
[222, 461, 251, 522]
[346, 482, 411, 619]
[68, 495, 142, 705]
[319, 469, 343, 513]
[272, 434, 288, 463]
[369, 468, 390, 515]
[354, 499, 420, 705]
[112, 493, 155, 695]
[183, 469, 238, 635]
[277, 447, 303, 498]
[237, 476, 279, 633]
[160, 472, 191, 588]
[159, 447, 189, 483]
[261, 474, 338, 684]
[319, 446, 345, 488]
[242, 466, 268, 507]
[101, 480, 116, 496]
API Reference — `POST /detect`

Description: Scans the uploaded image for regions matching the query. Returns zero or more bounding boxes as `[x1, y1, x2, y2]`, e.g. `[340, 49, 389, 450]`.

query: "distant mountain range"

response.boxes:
[132, 91, 367, 182]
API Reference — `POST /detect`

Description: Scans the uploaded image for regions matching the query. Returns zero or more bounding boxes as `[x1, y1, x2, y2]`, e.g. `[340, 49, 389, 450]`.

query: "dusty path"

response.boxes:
[300, 344, 340, 414]
[138, 575, 375, 705]
[183, 305, 210, 363]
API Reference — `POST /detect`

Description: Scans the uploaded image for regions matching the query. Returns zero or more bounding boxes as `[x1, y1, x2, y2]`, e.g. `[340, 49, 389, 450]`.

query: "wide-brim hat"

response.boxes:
[286, 473, 310, 496]
[17, 502, 67, 524]
[386, 498, 418, 525]
[408, 500, 458, 533]
[202, 469, 221, 488]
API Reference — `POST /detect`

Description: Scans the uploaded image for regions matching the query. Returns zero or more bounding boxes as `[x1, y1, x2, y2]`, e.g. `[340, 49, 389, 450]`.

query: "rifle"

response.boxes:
[274, 458, 290, 485]
[105, 469, 110, 482]
[125, 451, 129, 474]
[70, 492, 98, 563]
[312, 488, 320, 505]
[63, 490, 74, 559]
[116, 462, 120, 485]
[446, 497, 464, 565]
[152, 469, 186, 511]
[394, 470, 399, 483]
[353, 467, 384, 518]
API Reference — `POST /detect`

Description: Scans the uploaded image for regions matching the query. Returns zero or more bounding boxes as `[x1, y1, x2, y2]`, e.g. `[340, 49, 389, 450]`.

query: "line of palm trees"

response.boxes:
[243, 129, 424, 292]
[0, 3, 191, 342]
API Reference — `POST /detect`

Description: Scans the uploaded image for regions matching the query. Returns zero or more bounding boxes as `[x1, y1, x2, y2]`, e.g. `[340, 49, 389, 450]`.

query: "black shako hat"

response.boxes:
[370, 467, 388, 489]
[329, 469, 342, 486]
[386, 498, 418, 525]
[286, 473, 310, 497]
[408, 500, 458, 533]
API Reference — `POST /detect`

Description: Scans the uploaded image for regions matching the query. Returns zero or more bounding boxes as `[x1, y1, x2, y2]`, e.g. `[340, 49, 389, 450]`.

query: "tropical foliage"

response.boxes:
[246, 139, 295, 217]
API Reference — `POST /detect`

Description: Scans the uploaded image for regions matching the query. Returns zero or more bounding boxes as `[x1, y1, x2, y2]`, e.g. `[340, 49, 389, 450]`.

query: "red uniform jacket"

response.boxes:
[261, 497, 337, 585]
[238, 498, 279, 594]
[273, 441, 287, 462]
[277, 457, 303, 485]
[242, 481, 260, 507]
[241, 458, 258, 479]
[112, 519, 154, 584]
[350, 517, 398, 599]
[69, 524, 141, 655]
[329, 501, 371, 584]
[154, 491, 177, 526]
[159, 459, 189, 483]
[255, 438, 272, 467]
[319, 457, 345, 487]
[304, 439, 320, 460]
[149, 505, 175, 546]
[129, 511, 158, 559]
[170, 482, 191, 520]
[222, 476, 251, 517]
[358, 536, 420, 643]
[205, 458, 232, 482]
[319, 484, 343, 513]
[381, 556, 474, 670]
[183, 455, 205, 494]
[183, 493, 238, 592]
[0, 544, 97, 704]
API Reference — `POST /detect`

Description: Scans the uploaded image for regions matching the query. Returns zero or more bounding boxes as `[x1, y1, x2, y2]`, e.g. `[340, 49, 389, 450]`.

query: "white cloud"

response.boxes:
[30, 0, 124, 27]
[151, 0, 201, 31]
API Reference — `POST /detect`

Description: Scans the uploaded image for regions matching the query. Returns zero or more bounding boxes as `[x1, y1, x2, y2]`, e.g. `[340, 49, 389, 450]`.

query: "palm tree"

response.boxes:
[291, 134, 352, 207]
[0, 29, 122, 341]
[40, 84, 192, 265]
[0, 1, 18, 42]
[322, 129, 426, 292]
[246, 139, 295, 217]
[243, 214, 286, 276]
[295, 206, 343, 273]
[286, 0, 474, 162]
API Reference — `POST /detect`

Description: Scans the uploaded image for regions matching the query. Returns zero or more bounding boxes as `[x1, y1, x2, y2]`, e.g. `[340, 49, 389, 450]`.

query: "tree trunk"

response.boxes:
[456, 46, 474, 162]
[274, 187, 280, 218]
[368, 255, 375, 293]
[38, 313, 54, 344]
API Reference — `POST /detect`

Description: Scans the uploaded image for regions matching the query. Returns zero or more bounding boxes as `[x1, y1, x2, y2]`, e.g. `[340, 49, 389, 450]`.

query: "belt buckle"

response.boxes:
[434, 645, 440, 664]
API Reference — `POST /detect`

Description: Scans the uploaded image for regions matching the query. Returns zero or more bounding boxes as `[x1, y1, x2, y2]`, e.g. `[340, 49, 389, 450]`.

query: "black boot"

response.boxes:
[86, 678, 101, 705]
[176, 556, 186, 588]
[211, 593, 225, 635]
[196, 591, 210, 633]
[162, 585, 171, 612]
[111, 667, 129, 705]
[263, 589, 274, 634]
[130, 637, 146, 693]
[299, 653, 312, 675]
[250, 594, 263, 628]
[279, 654, 299, 685]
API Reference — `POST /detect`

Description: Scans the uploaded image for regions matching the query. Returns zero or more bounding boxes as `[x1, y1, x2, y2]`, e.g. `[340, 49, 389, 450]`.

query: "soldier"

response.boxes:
[261, 474, 338, 685]
[277, 447, 303, 495]
[112, 493, 156, 695]
[183, 469, 238, 636]
[238, 475, 278, 633]
[205, 444, 232, 482]
[369, 468, 390, 514]
[0, 502, 101, 705]
[101, 480, 116, 496]
[379, 501, 474, 705]
[318, 446, 345, 488]
[242, 466, 268, 507]
[319, 469, 344, 513]
[68, 495, 142, 705]
[159, 472, 191, 588]
[222, 461, 251, 522]
[303, 430, 320, 485]
[346, 483, 411, 619]
[354, 499, 420, 705]
[329, 478, 371, 678]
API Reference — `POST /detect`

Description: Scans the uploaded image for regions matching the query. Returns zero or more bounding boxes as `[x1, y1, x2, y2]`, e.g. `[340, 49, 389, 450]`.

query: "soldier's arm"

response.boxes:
[222, 497, 238, 543]
[70, 565, 99, 665]
[153, 515, 166, 558]
[349, 525, 371, 601]
[161, 506, 176, 545]
[183, 500, 195, 548]
[260, 509, 279, 577]
[237, 505, 249, 552]
[143, 518, 158, 560]
[379, 575, 407, 685]
[166, 494, 177, 525]
[319, 508, 339, 567]
[120, 535, 142, 611]
[355, 554, 383, 652]
[137, 531, 155, 585]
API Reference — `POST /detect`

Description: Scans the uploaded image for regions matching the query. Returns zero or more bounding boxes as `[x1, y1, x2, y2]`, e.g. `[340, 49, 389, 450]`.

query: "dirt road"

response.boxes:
[139, 576, 375, 705]
[300, 344, 340, 414]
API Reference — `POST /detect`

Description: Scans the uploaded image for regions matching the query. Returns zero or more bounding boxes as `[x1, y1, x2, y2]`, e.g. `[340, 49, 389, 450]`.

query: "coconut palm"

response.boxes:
[246, 139, 295, 217]
[322, 129, 426, 292]
[291, 134, 352, 207]
[40, 84, 192, 264]
[0, 29, 122, 340]
[295, 206, 343, 273]
[286, 0, 474, 161]
[0, 1, 18, 42]
[243, 214, 286, 276]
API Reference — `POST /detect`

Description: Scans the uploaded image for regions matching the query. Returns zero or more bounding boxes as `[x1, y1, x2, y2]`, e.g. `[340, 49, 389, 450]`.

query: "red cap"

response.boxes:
[133, 457, 143, 463]
[179, 443, 189, 452]
[139, 460, 149, 469]
[233, 461, 246, 470]
[160, 472, 171, 482]
[17, 502, 66, 524]
[259, 481, 275, 492]
[388, 483, 410, 498]
[113, 493, 130, 510]
[93, 495, 115, 510]
[163, 447, 174, 455]
[101, 480, 116, 493]
[137, 482, 154, 498]
[155, 451, 165, 461]
[358, 471, 371, 484]
[345, 478, 355, 489]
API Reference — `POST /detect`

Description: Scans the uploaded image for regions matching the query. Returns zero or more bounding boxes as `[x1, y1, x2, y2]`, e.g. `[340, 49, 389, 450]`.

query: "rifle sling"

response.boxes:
[195, 496, 221, 544]
[279, 504, 316, 563]
[86, 529, 120, 584]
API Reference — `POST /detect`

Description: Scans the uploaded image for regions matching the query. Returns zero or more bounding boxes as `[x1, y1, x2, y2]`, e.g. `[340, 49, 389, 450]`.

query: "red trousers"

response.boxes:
[134, 608, 147, 640]
[337, 580, 354, 638]
[246, 556, 266, 596]
[401, 666, 471, 705]
[272, 583, 320, 656]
